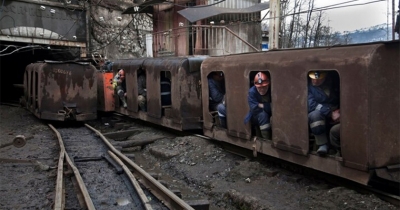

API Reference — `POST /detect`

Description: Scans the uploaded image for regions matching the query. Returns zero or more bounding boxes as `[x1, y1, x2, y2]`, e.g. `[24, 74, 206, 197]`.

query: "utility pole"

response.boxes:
[269, 0, 280, 50]
[392, 0, 396, 40]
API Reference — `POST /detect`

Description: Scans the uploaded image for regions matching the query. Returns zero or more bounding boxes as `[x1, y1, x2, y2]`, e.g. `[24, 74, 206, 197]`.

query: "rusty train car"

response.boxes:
[98, 41, 399, 187]
[200, 41, 400, 186]
[22, 61, 97, 121]
[104, 56, 206, 131]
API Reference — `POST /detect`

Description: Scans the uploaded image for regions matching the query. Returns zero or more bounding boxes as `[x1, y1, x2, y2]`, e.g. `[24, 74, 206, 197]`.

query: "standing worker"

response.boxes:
[244, 72, 272, 140]
[113, 69, 127, 108]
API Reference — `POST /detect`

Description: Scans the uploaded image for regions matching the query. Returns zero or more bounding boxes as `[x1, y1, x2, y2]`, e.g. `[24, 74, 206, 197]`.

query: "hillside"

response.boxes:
[346, 23, 398, 43]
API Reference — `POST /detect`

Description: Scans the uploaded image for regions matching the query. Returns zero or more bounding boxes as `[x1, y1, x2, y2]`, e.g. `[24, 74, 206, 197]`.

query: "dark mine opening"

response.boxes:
[0, 42, 81, 103]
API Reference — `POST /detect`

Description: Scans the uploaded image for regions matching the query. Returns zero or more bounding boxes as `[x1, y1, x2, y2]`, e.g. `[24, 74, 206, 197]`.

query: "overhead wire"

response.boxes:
[0, 45, 16, 53]
[263, 0, 387, 21]
[0, 45, 42, 56]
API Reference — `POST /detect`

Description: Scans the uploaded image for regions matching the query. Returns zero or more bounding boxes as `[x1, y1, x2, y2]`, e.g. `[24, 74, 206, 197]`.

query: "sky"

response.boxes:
[262, 0, 399, 32]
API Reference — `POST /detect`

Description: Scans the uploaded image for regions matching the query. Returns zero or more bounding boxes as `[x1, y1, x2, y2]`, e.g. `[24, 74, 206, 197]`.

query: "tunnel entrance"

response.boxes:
[0, 42, 81, 103]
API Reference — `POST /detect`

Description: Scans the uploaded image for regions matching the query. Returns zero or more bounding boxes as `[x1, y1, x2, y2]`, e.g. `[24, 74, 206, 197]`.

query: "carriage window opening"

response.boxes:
[246, 71, 272, 140]
[160, 71, 172, 116]
[29, 71, 33, 106]
[113, 69, 127, 108]
[24, 71, 28, 107]
[34, 71, 39, 110]
[137, 68, 147, 112]
[207, 71, 226, 128]
[307, 70, 340, 156]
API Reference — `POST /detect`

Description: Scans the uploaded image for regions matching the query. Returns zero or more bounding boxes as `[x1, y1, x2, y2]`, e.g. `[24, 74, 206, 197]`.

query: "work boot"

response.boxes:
[314, 133, 328, 146]
[139, 104, 147, 111]
[317, 144, 328, 155]
[219, 117, 227, 128]
[261, 130, 272, 140]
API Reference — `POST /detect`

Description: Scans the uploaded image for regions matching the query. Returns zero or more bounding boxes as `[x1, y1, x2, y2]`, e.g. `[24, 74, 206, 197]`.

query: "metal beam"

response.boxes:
[14, 0, 84, 10]
[0, 35, 86, 57]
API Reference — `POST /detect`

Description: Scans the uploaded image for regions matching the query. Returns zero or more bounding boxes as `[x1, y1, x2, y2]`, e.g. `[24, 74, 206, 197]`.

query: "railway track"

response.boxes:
[0, 105, 397, 210]
[108, 114, 400, 208]
[48, 123, 195, 210]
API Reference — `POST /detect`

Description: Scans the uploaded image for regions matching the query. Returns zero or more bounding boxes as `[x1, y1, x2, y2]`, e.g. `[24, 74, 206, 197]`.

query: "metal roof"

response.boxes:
[177, 2, 269, 23]
[122, 0, 166, 14]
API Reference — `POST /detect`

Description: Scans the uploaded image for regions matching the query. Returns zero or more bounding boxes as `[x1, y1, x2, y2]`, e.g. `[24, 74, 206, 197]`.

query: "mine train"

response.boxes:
[22, 41, 400, 188]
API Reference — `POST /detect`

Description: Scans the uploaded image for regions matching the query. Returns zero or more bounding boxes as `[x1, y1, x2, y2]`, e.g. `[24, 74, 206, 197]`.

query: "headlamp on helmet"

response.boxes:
[254, 72, 269, 87]
[308, 71, 326, 80]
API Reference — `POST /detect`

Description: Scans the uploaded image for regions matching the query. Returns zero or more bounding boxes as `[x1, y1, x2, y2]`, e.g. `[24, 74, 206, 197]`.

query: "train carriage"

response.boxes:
[200, 41, 400, 185]
[109, 56, 207, 131]
[23, 61, 97, 121]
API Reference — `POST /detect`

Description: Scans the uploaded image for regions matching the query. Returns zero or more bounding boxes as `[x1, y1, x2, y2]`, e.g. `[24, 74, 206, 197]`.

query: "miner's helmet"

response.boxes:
[308, 71, 327, 80]
[254, 72, 269, 87]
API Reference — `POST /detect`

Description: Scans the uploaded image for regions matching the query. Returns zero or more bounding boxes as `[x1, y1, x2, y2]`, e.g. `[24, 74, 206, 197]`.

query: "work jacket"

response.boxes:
[244, 86, 271, 124]
[208, 78, 225, 110]
[307, 81, 339, 117]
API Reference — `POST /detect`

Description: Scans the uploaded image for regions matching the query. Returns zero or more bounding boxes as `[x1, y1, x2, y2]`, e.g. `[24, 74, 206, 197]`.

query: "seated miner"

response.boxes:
[244, 72, 272, 140]
[160, 75, 171, 106]
[208, 71, 226, 128]
[308, 71, 340, 155]
[138, 69, 147, 111]
[112, 69, 127, 108]
[330, 123, 341, 156]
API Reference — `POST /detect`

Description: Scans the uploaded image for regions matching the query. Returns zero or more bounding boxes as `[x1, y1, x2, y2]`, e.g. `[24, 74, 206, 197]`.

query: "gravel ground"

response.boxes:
[0, 105, 397, 210]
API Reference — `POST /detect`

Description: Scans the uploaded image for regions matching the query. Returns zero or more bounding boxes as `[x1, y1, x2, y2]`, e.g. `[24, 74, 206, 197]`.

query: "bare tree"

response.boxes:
[312, 11, 323, 47]
[302, 0, 314, 48]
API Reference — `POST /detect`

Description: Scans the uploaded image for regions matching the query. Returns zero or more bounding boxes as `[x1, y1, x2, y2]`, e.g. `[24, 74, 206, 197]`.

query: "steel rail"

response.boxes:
[108, 151, 153, 210]
[49, 124, 95, 210]
[366, 186, 400, 207]
[85, 123, 194, 210]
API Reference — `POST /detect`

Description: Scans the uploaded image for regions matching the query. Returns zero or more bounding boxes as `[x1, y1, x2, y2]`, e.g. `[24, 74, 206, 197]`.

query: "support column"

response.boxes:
[269, 0, 280, 50]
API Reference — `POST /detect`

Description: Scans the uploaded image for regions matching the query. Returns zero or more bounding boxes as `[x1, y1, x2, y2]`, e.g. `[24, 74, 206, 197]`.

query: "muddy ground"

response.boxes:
[0, 105, 397, 210]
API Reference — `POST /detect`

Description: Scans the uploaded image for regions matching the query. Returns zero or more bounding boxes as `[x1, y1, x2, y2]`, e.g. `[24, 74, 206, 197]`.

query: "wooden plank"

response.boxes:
[115, 135, 165, 148]
[102, 129, 144, 140]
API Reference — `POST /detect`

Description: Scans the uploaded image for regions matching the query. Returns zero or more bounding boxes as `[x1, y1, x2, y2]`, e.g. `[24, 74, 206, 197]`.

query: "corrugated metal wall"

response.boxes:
[207, 0, 261, 22]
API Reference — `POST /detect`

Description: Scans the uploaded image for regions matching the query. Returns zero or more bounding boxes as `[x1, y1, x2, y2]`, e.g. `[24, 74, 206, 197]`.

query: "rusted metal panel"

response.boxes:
[97, 72, 115, 112]
[367, 42, 400, 168]
[24, 61, 97, 121]
[144, 58, 164, 119]
[177, 2, 269, 23]
[113, 56, 205, 130]
[205, 129, 370, 185]
[202, 42, 399, 171]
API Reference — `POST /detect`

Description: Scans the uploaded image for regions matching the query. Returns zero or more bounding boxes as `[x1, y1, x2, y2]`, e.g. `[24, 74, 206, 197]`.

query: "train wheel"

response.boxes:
[13, 135, 26, 148]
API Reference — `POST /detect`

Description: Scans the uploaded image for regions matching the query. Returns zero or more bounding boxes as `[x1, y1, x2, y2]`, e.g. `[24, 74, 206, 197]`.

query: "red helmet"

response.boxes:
[254, 72, 269, 87]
